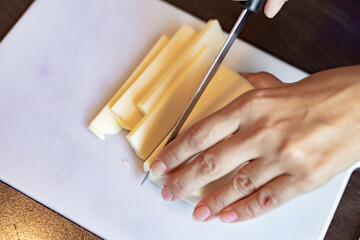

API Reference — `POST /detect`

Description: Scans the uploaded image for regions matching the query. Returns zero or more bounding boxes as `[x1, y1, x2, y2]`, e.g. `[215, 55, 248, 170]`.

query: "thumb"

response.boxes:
[239, 72, 284, 89]
[264, 0, 287, 18]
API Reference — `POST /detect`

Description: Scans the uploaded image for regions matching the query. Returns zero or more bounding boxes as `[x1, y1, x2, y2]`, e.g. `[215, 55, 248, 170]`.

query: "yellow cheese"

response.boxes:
[127, 47, 214, 159]
[143, 67, 254, 204]
[111, 25, 197, 130]
[88, 35, 170, 139]
[137, 20, 225, 115]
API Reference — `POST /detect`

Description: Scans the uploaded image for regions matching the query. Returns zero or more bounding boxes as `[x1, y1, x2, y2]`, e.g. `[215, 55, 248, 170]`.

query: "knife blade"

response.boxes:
[141, 0, 266, 185]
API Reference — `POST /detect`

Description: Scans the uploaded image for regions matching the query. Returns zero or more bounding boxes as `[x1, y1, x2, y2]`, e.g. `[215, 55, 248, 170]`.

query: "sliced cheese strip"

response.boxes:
[144, 66, 254, 205]
[127, 47, 214, 159]
[88, 35, 170, 139]
[111, 25, 197, 130]
[137, 20, 225, 115]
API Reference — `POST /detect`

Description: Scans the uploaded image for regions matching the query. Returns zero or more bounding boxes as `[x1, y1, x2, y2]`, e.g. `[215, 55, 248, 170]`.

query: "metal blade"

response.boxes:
[141, 170, 150, 185]
[141, 8, 251, 185]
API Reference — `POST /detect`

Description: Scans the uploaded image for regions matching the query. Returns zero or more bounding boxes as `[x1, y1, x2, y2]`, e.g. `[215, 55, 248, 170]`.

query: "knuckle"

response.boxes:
[298, 167, 319, 189]
[197, 152, 218, 176]
[279, 142, 307, 166]
[250, 88, 267, 100]
[211, 194, 227, 211]
[242, 90, 269, 110]
[258, 190, 277, 210]
[244, 90, 260, 102]
[186, 124, 207, 148]
[242, 204, 256, 219]
[168, 176, 186, 197]
[261, 126, 281, 144]
[232, 173, 256, 196]
[164, 148, 181, 166]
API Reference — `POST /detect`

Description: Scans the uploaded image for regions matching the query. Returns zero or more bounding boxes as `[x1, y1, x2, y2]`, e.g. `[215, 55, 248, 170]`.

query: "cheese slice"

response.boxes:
[127, 47, 214, 159]
[88, 35, 170, 139]
[111, 25, 197, 130]
[143, 66, 254, 205]
[137, 20, 225, 115]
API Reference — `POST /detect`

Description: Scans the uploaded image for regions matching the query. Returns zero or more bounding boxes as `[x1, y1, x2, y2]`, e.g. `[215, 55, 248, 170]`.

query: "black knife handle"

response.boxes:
[239, 0, 266, 13]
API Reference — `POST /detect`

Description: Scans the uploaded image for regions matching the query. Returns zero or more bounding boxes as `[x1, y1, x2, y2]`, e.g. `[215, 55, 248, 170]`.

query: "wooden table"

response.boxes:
[0, 0, 359, 239]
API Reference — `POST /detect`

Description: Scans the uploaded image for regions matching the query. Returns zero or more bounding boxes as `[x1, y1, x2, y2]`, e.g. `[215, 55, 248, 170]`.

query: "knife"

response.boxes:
[141, 0, 266, 185]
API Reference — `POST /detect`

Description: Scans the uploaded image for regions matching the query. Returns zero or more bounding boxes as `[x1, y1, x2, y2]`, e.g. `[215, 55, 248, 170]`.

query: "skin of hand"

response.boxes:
[151, 65, 360, 223]
[264, 0, 288, 18]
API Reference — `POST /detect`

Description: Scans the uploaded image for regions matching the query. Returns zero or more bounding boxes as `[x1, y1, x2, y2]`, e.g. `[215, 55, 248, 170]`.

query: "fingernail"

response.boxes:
[152, 160, 167, 175]
[267, 2, 285, 18]
[193, 206, 212, 222]
[220, 211, 238, 223]
[161, 186, 173, 201]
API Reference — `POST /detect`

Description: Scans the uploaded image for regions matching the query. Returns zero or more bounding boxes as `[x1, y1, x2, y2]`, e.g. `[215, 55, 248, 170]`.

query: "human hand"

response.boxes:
[151, 65, 360, 223]
[264, 0, 288, 18]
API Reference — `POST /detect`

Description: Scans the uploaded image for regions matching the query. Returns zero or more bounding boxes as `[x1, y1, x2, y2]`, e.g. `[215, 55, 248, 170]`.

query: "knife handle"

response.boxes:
[239, 0, 266, 13]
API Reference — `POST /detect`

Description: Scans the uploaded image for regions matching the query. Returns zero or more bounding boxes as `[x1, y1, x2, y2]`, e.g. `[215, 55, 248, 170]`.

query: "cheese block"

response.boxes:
[143, 66, 254, 205]
[111, 25, 197, 130]
[127, 47, 214, 159]
[137, 20, 225, 115]
[88, 35, 170, 139]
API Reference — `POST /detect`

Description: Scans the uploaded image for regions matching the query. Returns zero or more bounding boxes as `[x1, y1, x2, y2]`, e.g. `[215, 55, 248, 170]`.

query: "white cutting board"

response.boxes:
[0, 0, 358, 239]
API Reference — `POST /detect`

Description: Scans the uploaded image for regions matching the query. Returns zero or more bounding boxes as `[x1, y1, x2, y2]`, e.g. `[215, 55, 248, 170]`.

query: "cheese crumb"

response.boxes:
[123, 161, 131, 170]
